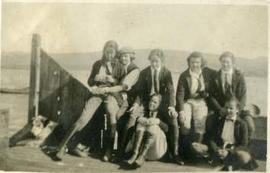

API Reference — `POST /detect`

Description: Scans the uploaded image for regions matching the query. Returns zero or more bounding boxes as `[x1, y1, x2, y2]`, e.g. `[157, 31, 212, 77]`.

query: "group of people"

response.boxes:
[51, 40, 258, 171]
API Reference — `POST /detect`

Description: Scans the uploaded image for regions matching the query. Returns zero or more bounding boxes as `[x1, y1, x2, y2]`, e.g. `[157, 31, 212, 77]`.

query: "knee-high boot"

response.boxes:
[124, 130, 144, 165]
[170, 124, 184, 165]
[103, 123, 117, 162]
[116, 117, 137, 160]
[134, 132, 155, 167]
[56, 124, 79, 159]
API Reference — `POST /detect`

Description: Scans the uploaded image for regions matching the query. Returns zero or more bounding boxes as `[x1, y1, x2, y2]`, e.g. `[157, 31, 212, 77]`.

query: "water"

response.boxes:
[1, 68, 268, 116]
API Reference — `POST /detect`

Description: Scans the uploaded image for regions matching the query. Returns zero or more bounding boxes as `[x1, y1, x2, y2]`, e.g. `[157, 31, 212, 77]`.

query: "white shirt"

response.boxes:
[121, 64, 140, 91]
[189, 69, 205, 95]
[221, 115, 237, 145]
[150, 66, 161, 95]
[221, 68, 233, 93]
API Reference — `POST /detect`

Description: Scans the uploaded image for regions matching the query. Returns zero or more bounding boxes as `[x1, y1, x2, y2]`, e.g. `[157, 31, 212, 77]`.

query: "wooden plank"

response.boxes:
[28, 34, 41, 122]
[5, 146, 266, 172]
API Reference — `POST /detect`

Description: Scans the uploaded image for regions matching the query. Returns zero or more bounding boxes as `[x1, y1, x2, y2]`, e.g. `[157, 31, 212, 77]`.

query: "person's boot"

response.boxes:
[55, 124, 79, 159]
[102, 123, 117, 162]
[124, 130, 144, 165]
[116, 117, 137, 162]
[171, 127, 184, 165]
[133, 132, 155, 168]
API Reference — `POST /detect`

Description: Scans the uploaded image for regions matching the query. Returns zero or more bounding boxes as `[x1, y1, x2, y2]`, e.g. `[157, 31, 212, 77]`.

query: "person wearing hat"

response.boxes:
[100, 47, 140, 162]
[175, 51, 217, 160]
[53, 40, 126, 160]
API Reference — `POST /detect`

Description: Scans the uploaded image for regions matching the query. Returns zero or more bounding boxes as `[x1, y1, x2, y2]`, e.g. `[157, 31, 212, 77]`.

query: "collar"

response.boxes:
[150, 111, 158, 117]
[221, 68, 233, 75]
[151, 66, 161, 73]
[225, 114, 237, 122]
[124, 62, 130, 69]
[189, 69, 202, 78]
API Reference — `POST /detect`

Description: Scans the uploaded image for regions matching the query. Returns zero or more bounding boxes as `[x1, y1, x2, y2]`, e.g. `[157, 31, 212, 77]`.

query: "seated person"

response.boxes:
[175, 52, 216, 158]
[192, 97, 258, 171]
[124, 94, 168, 168]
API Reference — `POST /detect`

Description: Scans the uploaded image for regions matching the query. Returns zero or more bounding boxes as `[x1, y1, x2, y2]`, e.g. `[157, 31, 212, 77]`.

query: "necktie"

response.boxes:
[224, 74, 231, 95]
[196, 75, 202, 93]
[154, 69, 159, 93]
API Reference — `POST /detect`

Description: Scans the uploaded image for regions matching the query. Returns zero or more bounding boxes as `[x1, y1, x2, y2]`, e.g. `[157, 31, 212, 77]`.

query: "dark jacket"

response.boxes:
[208, 115, 249, 155]
[87, 59, 125, 87]
[134, 66, 175, 110]
[175, 67, 217, 112]
[210, 69, 247, 112]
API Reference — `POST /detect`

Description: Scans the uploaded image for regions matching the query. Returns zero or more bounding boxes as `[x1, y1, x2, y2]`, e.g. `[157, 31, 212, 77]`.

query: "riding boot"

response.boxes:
[170, 125, 185, 165]
[56, 124, 79, 159]
[134, 132, 155, 167]
[124, 130, 144, 165]
[103, 123, 117, 162]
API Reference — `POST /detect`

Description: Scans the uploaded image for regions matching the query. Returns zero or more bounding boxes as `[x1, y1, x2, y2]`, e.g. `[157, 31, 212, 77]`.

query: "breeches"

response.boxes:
[178, 99, 208, 135]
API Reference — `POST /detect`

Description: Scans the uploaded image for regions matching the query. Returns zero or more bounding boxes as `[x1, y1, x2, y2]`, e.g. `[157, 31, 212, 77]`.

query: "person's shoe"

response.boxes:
[173, 155, 185, 166]
[68, 148, 88, 158]
[123, 152, 138, 165]
[134, 158, 145, 168]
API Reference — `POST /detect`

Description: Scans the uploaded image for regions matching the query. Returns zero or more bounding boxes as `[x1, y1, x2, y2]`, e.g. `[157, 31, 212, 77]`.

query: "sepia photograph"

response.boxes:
[0, 0, 268, 172]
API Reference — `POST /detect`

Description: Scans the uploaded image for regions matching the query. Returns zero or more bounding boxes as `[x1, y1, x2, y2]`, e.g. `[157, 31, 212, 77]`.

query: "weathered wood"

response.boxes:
[39, 50, 91, 130]
[0, 108, 9, 170]
[4, 146, 267, 172]
[28, 34, 41, 122]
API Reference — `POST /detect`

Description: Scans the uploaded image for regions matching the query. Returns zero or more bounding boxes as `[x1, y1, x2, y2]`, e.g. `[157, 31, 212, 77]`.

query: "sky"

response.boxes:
[2, 2, 268, 58]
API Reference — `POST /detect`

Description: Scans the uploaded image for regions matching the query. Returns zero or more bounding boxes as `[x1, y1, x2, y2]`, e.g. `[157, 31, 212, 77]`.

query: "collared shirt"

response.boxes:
[149, 111, 158, 118]
[98, 61, 112, 76]
[221, 115, 237, 145]
[150, 66, 161, 95]
[221, 68, 233, 93]
[189, 69, 205, 95]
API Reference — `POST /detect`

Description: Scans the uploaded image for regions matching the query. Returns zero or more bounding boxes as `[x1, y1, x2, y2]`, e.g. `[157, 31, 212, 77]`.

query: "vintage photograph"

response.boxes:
[0, 1, 268, 172]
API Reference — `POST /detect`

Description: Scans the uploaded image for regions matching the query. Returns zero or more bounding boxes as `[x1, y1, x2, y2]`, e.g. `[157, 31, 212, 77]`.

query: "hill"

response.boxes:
[1, 50, 268, 77]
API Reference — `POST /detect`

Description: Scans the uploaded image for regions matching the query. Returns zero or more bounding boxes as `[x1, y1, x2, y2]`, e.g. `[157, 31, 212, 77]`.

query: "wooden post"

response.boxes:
[28, 34, 41, 122]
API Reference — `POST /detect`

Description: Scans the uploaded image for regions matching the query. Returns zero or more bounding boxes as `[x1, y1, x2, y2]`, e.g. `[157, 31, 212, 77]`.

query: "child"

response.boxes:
[207, 97, 258, 171]
[124, 94, 168, 168]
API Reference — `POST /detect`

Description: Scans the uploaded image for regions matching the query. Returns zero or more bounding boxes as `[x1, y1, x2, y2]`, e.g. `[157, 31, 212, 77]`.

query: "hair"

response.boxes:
[219, 51, 236, 64]
[225, 96, 241, 110]
[148, 49, 165, 62]
[150, 93, 162, 103]
[186, 51, 207, 68]
[102, 40, 119, 59]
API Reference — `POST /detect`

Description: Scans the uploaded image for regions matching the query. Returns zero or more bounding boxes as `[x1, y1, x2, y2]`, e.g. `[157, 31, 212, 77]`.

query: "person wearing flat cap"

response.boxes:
[101, 47, 140, 162]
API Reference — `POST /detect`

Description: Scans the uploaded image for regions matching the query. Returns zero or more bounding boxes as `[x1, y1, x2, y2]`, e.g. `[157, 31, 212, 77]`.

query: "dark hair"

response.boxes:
[148, 49, 165, 62]
[187, 51, 207, 68]
[102, 40, 118, 59]
[225, 96, 241, 110]
[219, 51, 235, 63]
[150, 93, 162, 103]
